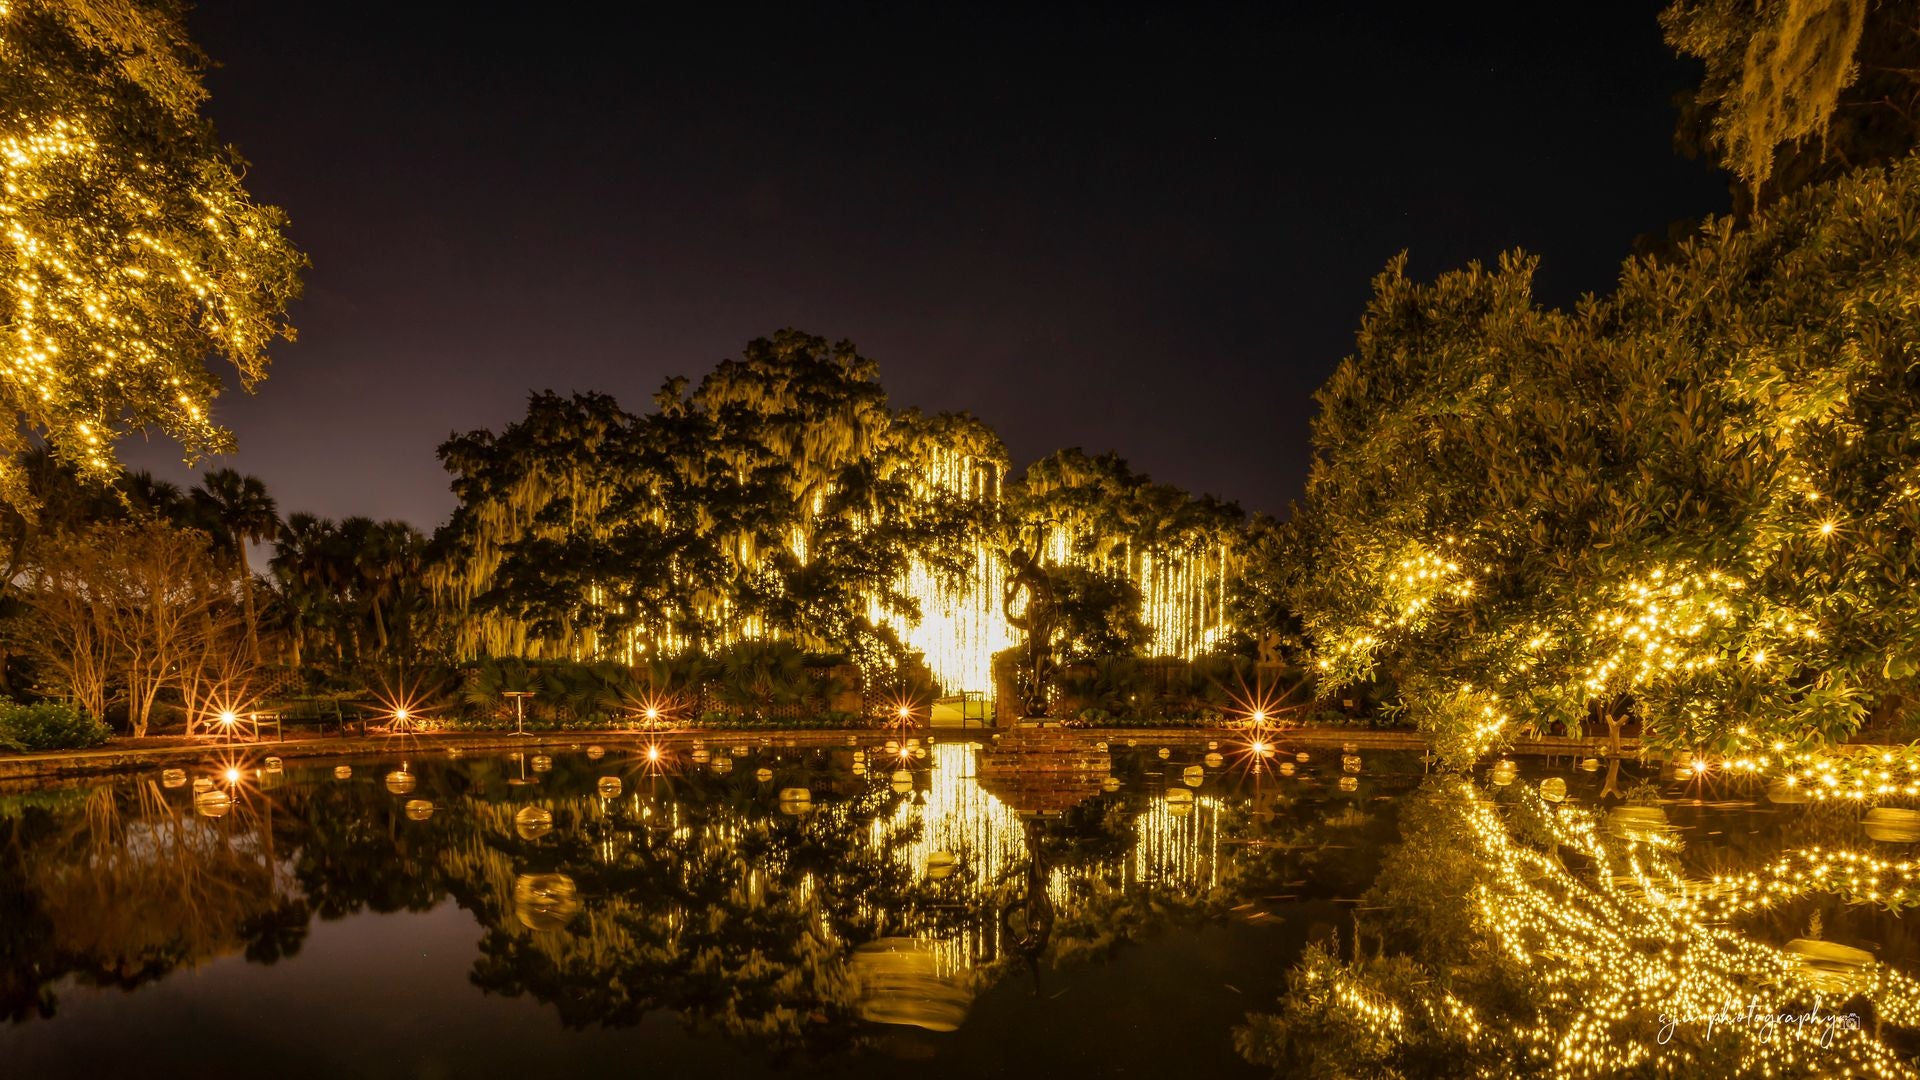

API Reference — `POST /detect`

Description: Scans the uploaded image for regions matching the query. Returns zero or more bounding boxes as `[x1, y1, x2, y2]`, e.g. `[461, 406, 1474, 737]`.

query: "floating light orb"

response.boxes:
[194, 789, 231, 818]
[161, 768, 187, 788]
[514, 805, 554, 841]
[1182, 765, 1204, 788]
[1100, 775, 1121, 792]
[1342, 754, 1362, 774]
[884, 740, 900, 755]
[1490, 759, 1518, 786]
[531, 754, 553, 772]
[333, 765, 353, 780]
[1095, 741, 1108, 752]
[385, 769, 416, 795]
[926, 851, 957, 880]
[691, 748, 711, 764]
[513, 873, 579, 931]
[1279, 762, 1296, 777]
[1338, 776, 1359, 792]
[597, 776, 623, 799]
[1166, 787, 1194, 815]
[1540, 777, 1568, 803]
[1156, 747, 1171, 760]
[1204, 752, 1223, 768]
[731, 744, 748, 757]
[193, 776, 214, 794]
[1863, 807, 1920, 843]
[1606, 805, 1674, 843]
[1579, 757, 1602, 772]
[711, 756, 732, 775]
[755, 767, 773, 782]
[404, 799, 434, 821]
[586, 745, 605, 760]
[852, 762, 867, 776]
[890, 770, 913, 793]
[1294, 751, 1309, 763]
[264, 757, 284, 772]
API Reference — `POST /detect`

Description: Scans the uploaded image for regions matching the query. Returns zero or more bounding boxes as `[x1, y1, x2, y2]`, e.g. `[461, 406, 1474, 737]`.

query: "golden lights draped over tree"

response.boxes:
[1293, 158, 1920, 763]
[0, 0, 304, 503]
[429, 333, 1254, 696]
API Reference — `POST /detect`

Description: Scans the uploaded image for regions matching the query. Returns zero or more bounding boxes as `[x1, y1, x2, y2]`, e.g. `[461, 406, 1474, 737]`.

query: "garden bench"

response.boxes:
[262, 697, 365, 740]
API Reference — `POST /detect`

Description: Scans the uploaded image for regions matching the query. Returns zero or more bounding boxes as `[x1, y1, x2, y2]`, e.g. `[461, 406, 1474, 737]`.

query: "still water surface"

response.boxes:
[2, 740, 1917, 1077]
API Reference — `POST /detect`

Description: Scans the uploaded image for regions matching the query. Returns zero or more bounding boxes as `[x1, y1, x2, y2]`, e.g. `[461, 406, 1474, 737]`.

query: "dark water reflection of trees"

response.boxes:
[0, 744, 1423, 1057]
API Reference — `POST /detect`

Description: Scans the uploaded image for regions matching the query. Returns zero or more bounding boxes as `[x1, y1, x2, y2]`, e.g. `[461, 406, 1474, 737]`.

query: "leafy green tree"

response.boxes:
[0, 1, 303, 503]
[1295, 159, 1920, 760]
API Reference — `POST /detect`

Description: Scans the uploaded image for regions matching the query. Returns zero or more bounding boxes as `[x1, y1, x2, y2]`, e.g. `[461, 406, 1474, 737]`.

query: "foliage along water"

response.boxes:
[2, 741, 1919, 1077]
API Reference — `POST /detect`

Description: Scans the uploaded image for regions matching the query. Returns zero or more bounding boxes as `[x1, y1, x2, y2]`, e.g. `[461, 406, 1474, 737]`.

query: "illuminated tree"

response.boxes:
[1662, 0, 1871, 201]
[0, 1, 303, 502]
[1009, 448, 1246, 660]
[1296, 159, 1920, 760]
[432, 332, 993, 673]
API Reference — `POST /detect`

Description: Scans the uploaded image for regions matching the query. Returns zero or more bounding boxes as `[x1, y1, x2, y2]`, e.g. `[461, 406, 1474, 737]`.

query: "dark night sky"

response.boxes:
[122, 2, 1729, 528]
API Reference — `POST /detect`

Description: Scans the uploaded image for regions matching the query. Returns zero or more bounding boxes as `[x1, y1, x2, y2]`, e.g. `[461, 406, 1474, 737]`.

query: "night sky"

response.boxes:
[122, 2, 1729, 528]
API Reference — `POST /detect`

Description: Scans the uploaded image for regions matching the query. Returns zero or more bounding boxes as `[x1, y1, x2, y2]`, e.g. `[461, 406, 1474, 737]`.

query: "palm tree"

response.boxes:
[121, 470, 187, 523]
[270, 513, 337, 668]
[192, 469, 280, 661]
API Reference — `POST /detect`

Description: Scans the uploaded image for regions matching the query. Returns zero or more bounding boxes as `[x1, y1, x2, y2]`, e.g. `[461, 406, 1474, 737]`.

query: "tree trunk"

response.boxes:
[237, 537, 260, 663]
[371, 593, 389, 654]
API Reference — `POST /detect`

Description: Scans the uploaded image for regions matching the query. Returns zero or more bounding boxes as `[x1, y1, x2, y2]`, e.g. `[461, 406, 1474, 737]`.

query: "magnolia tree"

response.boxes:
[1294, 159, 1920, 762]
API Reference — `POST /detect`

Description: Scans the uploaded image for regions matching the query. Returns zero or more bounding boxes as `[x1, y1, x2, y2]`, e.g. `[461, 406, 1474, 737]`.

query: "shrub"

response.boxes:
[0, 700, 112, 753]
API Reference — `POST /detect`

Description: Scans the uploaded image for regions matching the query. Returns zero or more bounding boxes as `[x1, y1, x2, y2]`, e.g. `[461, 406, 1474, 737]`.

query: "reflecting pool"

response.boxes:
[3, 741, 1920, 1077]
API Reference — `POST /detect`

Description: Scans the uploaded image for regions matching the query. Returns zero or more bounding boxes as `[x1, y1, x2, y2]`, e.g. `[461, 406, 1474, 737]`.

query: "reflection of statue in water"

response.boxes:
[1000, 818, 1056, 964]
[850, 938, 972, 1032]
[1003, 546, 1058, 717]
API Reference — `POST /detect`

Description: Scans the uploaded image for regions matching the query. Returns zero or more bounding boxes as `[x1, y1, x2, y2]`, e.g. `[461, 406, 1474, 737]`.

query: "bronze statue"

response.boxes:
[1003, 545, 1057, 717]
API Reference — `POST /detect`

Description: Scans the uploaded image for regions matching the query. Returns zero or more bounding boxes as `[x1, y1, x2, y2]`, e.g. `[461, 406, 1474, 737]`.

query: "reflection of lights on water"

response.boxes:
[1316, 780, 1920, 1074]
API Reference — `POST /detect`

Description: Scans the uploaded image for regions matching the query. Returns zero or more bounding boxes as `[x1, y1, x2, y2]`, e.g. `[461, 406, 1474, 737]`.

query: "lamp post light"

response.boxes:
[502, 690, 536, 737]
